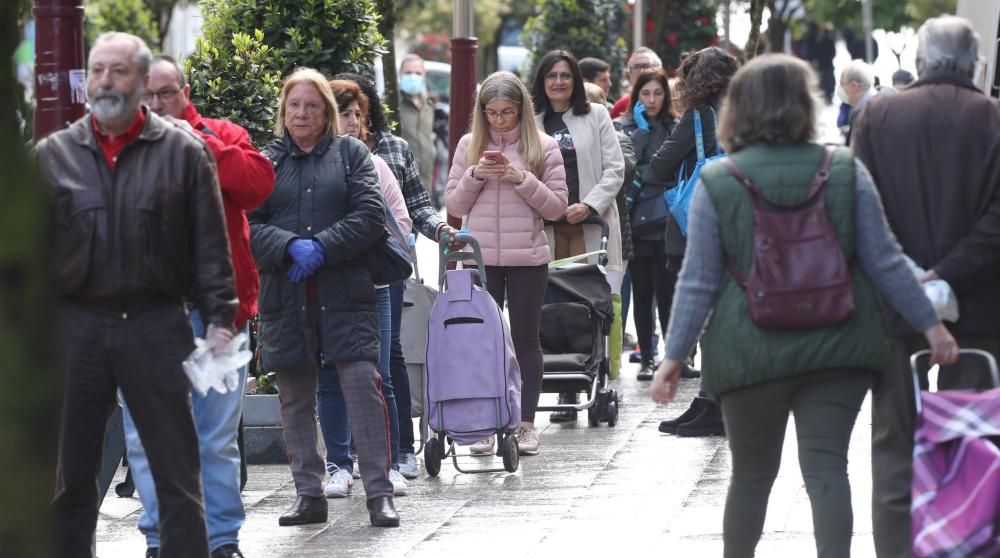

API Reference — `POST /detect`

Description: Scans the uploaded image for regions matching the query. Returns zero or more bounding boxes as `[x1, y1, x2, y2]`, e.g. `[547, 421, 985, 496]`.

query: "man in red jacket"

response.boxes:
[121, 54, 274, 558]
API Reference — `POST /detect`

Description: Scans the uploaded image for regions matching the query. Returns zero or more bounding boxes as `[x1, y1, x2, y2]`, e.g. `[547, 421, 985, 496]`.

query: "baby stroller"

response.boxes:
[401, 233, 437, 455]
[537, 217, 620, 427]
[423, 232, 521, 476]
[910, 348, 1000, 557]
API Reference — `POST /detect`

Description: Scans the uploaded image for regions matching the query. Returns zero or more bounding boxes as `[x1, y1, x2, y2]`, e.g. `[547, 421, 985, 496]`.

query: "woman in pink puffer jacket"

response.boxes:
[446, 71, 569, 457]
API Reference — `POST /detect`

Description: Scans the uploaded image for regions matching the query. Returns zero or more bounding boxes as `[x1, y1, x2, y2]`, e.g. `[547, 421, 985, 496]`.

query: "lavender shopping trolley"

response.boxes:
[422, 232, 521, 475]
[910, 348, 1000, 557]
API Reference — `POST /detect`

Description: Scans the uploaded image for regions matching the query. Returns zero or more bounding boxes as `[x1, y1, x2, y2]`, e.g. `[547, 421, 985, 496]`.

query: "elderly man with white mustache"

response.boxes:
[34, 32, 237, 558]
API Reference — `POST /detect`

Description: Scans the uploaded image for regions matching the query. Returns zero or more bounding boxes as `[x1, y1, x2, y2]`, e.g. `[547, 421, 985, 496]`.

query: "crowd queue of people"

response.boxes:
[38, 12, 998, 558]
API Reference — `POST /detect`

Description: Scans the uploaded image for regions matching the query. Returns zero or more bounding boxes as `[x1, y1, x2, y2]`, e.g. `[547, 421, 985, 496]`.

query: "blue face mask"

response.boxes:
[400, 73, 425, 95]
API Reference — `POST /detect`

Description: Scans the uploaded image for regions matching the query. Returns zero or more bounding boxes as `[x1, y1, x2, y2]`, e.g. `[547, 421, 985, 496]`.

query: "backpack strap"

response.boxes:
[721, 146, 836, 209]
[340, 138, 352, 178]
[722, 146, 838, 289]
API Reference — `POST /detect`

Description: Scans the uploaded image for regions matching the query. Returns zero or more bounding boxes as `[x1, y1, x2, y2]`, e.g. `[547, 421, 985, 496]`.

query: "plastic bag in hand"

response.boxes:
[182, 332, 253, 397]
[904, 256, 960, 323]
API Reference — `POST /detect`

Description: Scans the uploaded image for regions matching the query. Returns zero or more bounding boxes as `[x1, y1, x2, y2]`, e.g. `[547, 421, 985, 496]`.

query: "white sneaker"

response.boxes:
[324, 468, 354, 498]
[469, 435, 495, 456]
[516, 427, 540, 456]
[389, 469, 409, 496]
[352, 454, 361, 479]
[398, 451, 418, 479]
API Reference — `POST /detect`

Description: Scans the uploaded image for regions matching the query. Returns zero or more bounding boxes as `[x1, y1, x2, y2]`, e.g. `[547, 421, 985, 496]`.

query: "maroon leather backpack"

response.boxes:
[721, 147, 855, 330]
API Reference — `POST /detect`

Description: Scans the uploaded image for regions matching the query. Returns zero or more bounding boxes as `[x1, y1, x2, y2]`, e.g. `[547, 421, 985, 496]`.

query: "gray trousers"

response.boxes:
[274, 305, 392, 500]
[719, 368, 872, 558]
[872, 334, 999, 558]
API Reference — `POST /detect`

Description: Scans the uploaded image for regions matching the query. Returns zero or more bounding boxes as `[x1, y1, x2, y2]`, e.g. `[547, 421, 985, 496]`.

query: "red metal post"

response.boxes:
[447, 36, 477, 230]
[33, 0, 86, 141]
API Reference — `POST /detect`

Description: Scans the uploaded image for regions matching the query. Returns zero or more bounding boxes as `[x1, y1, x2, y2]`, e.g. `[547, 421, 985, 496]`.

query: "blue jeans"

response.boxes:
[318, 286, 399, 470]
[389, 280, 414, 454]
[122, 310, 248, 551]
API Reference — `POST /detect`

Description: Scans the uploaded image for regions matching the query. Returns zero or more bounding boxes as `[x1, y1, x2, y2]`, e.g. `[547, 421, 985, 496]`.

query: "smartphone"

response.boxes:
[483, 150, 502, 162]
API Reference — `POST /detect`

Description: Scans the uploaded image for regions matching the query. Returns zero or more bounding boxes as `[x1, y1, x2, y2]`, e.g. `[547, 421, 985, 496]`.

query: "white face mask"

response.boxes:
[836, 83, 850, 105]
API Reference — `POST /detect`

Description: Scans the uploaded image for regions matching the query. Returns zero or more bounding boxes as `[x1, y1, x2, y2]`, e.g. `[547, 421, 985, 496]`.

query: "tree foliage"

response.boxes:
[804, 0, 911, 31]
[649, 0, 720, 69]
[524, 0, 627, 83]
[906, 0, 957, 24]
[187, 0, 386, 148]
[85, 0, 161, 50]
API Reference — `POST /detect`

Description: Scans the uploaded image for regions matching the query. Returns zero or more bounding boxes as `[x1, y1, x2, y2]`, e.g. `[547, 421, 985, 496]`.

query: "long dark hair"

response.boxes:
[331, 72, 388, 136]
[677, 47, 739, 110]
[531, 50, 591, 116]
[628, 69, 673, 127]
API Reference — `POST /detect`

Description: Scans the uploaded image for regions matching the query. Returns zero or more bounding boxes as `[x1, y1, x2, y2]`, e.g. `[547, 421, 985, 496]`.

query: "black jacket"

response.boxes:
[250, 133, 385, 368]
[620, 116, 676, 243]
[37, 110, 237, 326]
[650, 103, 720, 255]
[852, 71, 1000, 336]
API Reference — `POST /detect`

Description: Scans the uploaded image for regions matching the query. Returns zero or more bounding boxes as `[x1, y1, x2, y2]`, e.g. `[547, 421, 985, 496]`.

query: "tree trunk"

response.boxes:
[0, 2, 60, 555]
[377, 0, 399, 125]
[650, 0, 668, 58]
[766, 16, 786, 53]
[745, 0, 765, 60]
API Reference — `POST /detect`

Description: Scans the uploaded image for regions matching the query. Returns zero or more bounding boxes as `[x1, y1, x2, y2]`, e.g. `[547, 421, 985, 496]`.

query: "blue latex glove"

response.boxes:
[303, 239, 326, 273]
[288, 238, 317, 266]
[633, 102, 650, 131]
[287, 262, 309, 283]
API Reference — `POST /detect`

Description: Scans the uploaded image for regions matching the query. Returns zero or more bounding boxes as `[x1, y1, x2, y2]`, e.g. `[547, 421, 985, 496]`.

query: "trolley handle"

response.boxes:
[909, 348, 1000, 414]
[550, 215, 610, 266]
[438, 231, 488, 290]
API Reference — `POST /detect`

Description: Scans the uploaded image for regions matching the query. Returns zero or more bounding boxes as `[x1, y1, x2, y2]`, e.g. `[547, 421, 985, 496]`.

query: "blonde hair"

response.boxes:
[466, 71, 546, 176]
[274, 67, 339, 138]
[583, 82, 607, 105]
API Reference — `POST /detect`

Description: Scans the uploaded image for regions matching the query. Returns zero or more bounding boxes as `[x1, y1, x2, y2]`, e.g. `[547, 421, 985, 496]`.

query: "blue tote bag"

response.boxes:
[664, 108, 725, 236]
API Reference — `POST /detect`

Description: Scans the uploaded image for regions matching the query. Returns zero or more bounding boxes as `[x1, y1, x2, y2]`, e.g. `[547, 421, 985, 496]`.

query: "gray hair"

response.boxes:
[630, 46, 663, 69]
[152, 54, 187, 87]
[916, 15, 980, 78]
[841, 59, 875, 90]
[399, 53, 425, 73]
[90, 32, 153, 76]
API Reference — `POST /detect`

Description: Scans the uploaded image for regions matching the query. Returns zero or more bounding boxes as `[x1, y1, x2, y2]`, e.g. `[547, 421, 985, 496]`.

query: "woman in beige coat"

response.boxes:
[531, 50, 626, 292]
[532, 50, 626, 418]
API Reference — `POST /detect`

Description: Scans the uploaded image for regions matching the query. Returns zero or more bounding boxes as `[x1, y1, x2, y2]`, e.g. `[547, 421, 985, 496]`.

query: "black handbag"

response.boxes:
[629, 183, 669, 235]
[339, 140, 413, 284]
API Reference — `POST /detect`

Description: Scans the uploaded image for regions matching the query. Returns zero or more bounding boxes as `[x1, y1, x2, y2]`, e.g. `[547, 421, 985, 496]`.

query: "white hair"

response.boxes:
[841, 59, 875, 90]
[90, 32, 153, 76]
[916, 15, 980, 78]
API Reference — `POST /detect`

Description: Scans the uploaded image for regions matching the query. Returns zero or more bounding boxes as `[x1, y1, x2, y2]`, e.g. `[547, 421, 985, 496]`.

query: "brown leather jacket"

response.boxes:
[35, 110, 237, 327]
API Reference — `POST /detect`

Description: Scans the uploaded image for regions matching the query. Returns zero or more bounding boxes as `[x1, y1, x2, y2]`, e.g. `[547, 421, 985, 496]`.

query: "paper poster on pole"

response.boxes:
[69, 69, 87, 105]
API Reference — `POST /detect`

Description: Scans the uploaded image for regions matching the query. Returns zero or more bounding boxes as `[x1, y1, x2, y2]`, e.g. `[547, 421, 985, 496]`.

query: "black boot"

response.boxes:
[278, 495, 328, 526]
[637, 359, 655, 381]
[658, 397, 708, 434]
[676, 399, 726, 437]
[550, 392, 578, 423]
[680, 362, 701, 379]
[367, 495, 400, 527]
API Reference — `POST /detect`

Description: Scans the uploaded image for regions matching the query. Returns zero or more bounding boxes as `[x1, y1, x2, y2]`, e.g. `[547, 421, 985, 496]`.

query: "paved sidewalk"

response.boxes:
[98, 367, 878, 557]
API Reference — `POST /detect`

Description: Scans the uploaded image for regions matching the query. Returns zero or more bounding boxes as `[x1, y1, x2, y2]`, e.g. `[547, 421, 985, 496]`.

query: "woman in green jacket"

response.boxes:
[649, 54, 959, 558]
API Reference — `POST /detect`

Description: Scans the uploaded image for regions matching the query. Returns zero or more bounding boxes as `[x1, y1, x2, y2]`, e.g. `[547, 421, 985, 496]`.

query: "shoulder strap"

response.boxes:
[693, 109, 706, 163]
[340, 138, 351, 178]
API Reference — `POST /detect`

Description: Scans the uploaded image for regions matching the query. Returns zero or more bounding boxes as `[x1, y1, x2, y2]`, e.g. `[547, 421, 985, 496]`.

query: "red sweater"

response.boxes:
[181, 103, 275, 328]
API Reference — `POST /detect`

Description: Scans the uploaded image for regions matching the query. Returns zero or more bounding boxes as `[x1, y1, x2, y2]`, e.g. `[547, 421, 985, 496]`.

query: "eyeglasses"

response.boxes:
[484, 109, 518, 121]
[142, 88, 181, 103]
[544, 72, 574, 83]
[628, 63, 661, 73]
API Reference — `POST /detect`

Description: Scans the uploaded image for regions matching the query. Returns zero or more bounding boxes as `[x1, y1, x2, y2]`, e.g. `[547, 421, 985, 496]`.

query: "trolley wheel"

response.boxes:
[425, 437, 442, 477]
[606, 390, 619, 427]
[501, 433, 519, 472]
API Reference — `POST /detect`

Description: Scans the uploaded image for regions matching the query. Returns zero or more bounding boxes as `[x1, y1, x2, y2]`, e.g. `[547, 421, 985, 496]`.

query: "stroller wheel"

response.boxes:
[501, 433, 519, 473]
[606, 391, 619, 427]
[425, 437, 443, 477]
[587, 398, 600, 427]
